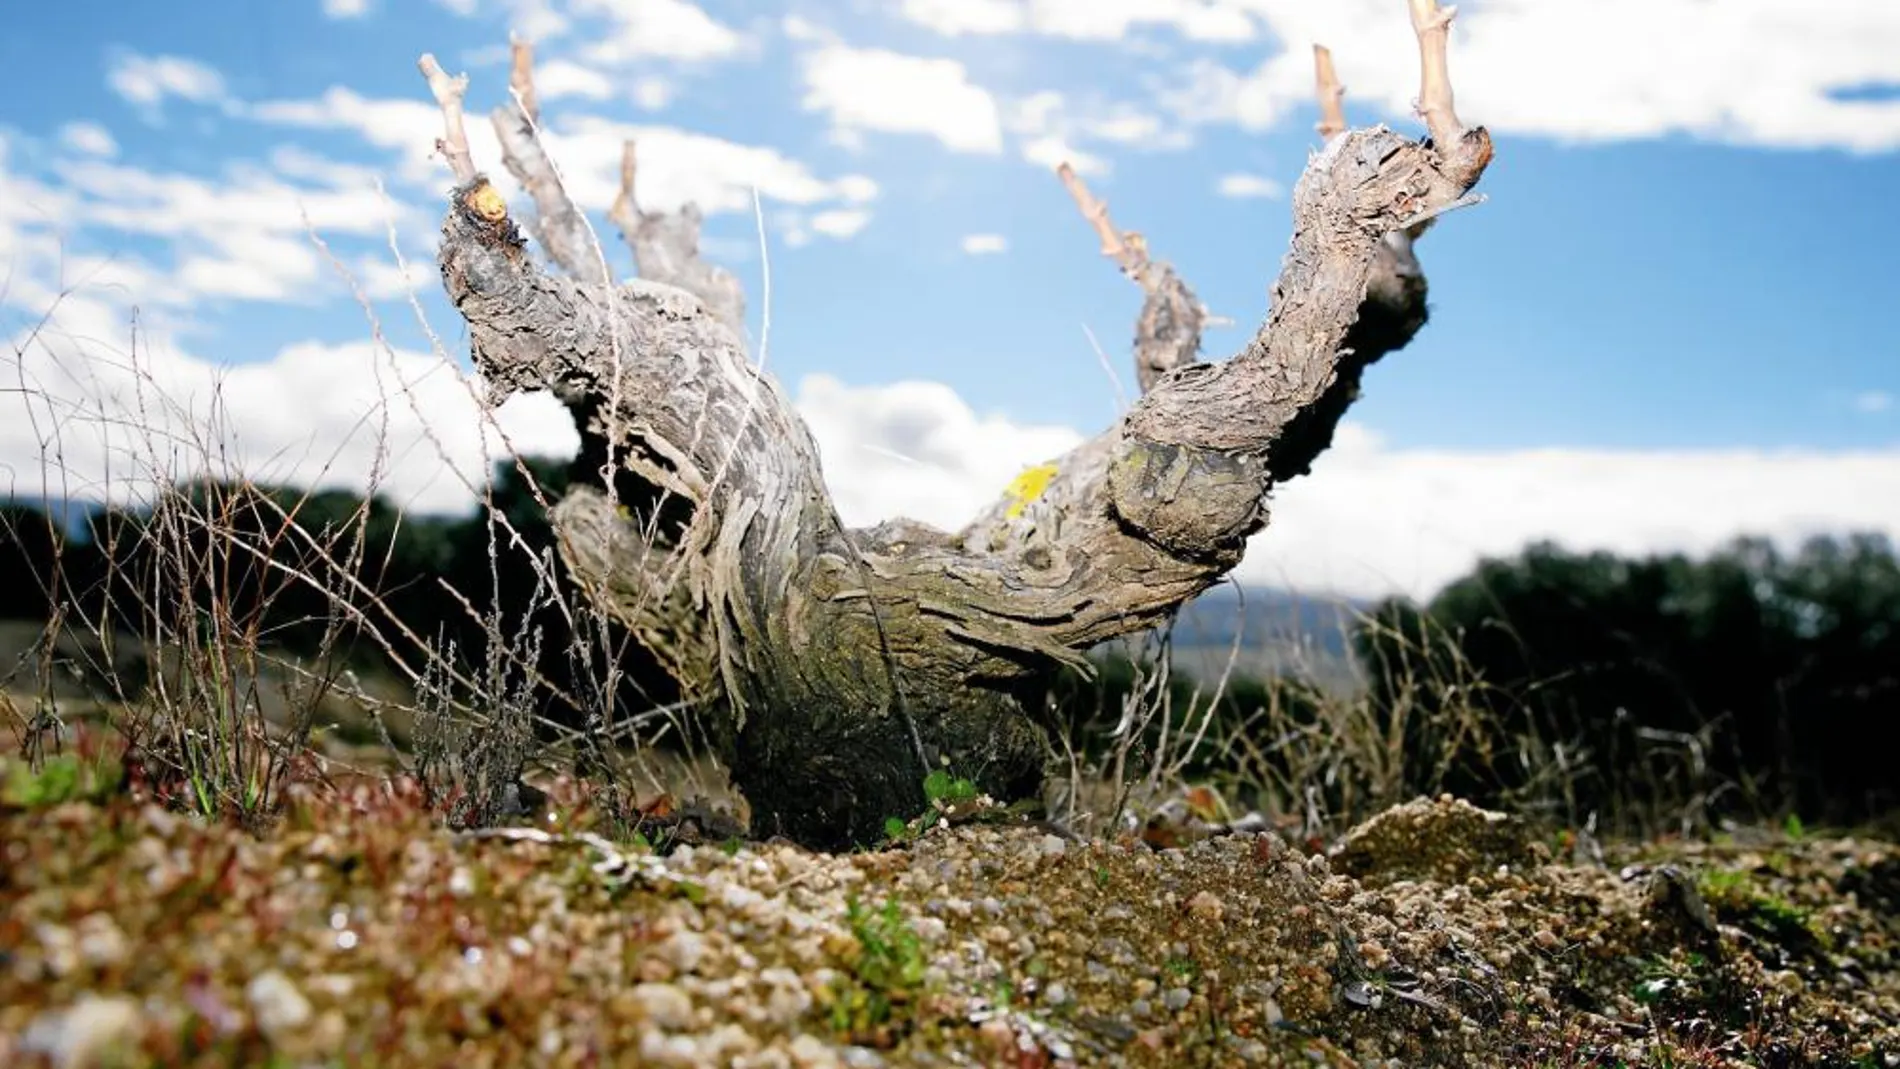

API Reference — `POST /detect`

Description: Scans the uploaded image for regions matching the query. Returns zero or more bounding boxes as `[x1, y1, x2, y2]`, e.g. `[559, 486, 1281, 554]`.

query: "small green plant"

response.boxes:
[829, 894, 929, 1044]
[878, 767, 987, 846]
[1632, 953, 1706, 1007]
[2, 732, 126, 809]
[6, 754, 84, 807]
[923, 768, 979, 807]
[1782, 812, 1806, 840]
[1696, 868, 1824, 949]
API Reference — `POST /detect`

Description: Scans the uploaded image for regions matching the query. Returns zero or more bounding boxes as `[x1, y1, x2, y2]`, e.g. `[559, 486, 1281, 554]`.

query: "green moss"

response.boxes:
[1697, 867, 1827, 949]
[829, 894, 929, 1044]
[1, 749, 123, 808]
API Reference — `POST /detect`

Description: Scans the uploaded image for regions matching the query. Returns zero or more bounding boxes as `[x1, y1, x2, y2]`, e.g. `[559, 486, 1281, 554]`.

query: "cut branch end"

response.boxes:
[609, 140, 640, 230]
[418, 53, 478, 182]
[1057, 162, 1149, 284]
[1406, 0, 1492, 188]
[1313, 44, 1348, 141]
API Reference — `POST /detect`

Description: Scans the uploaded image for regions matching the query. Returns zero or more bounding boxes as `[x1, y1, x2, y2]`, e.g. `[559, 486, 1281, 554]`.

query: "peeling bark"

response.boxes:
[420, 5, 1493, 847]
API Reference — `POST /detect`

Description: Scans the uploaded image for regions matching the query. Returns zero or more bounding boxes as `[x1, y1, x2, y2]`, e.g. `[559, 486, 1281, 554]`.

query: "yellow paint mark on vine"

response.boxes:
[1003, 463, 1059, 519]
[466, 181, 508, 222]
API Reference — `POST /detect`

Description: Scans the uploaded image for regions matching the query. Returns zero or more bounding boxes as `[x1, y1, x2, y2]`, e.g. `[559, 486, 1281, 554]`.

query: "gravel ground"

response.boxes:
[3, 781, 1897, 1067]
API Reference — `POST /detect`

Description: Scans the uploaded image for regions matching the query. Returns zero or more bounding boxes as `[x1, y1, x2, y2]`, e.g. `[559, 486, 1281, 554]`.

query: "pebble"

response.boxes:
[1164, 987, 1193, 1012]
[247, 970, 314, 1039]
[20, 994, 142, 1068]
[73, 914, 129, 970]
[662, 929, 709, 973]
[787, 1032, 843, 1068]
[1186, 890, 1225, 922]
[632, 983, 696, 1030]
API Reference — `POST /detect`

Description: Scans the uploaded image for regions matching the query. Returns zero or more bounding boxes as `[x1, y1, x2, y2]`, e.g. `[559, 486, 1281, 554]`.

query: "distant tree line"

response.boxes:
[1048, 533, 1899, 831]
[5, 468, 1895, 829]
[1356, 535, 1899, 829]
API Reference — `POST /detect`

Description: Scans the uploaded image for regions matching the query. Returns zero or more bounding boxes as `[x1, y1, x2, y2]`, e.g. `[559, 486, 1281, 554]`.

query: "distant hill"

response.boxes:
[1101, 584, 1371, 693]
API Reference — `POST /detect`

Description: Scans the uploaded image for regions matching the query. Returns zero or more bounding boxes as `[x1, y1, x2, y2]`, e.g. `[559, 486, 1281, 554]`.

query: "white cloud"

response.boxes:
[796, 375, 1084, 531]
[344, 255, 430, 302]
[176, 230, 324, 302]
[571, 0, 742, 63]
[901, 0, 1256, 42]
[1215, 172, 1281, 198]
[248, 87, 501, 185]
[49, 154, 417, 299]
[1021, 135, 1105, 175]
[1029, 0, 1254, 42]
[1250, 423, 1900, 601]
[798, 43, 1004, 154]
[782, 14, 826, 42]
[961, 233, 1008, 255]
[1854, 390, 1894, 414]
[426, 0, 565, 36]
[534, 59, 615, 102]
[249, 86, 870, 222]
[1084, 109, 1167, 144]
[533, 116, 881, 216]
[1004, 90, 1180, 175]
[810, 209, 872, 239]
[632, 76, 674, 111]
[58, 123, 119, 159]
[3, 296, 576, 517]
[322, 0, 371, 18]
[834, 175, 880, 203]
[900, 0, 1024, 36]
[1170, 0, 1900, 153]
[0, 137, 424, 317]
[107, 54, 228, 109]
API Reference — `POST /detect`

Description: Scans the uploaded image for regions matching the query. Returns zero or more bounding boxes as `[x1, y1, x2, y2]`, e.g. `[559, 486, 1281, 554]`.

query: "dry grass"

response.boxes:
[1, 275, 718, 839]
[1042, 596, 1760, 849]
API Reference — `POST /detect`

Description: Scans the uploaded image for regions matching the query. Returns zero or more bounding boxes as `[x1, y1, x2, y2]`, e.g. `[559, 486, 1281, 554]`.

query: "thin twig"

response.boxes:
[418, 54, 477, 182]
[609, 140, 640, 233]
[1313, 44, 1348, 141]
[1407, 0, 1465, 147]
[1057, 162, 1149, 284]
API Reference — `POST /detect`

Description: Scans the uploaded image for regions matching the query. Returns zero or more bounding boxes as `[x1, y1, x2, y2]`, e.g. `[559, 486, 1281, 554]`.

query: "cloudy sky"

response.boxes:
[2, 0, 1898, 601]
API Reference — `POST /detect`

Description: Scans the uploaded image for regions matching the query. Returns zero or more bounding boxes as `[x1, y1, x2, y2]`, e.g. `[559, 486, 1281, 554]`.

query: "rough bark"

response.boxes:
[965, 41, 1446, 548]
[417, 4, 1493, 847]
[477, 48, 730, 707]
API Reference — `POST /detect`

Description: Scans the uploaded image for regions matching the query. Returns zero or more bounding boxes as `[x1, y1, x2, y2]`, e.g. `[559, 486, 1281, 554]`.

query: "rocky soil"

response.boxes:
[3, 767, 1897, 1067]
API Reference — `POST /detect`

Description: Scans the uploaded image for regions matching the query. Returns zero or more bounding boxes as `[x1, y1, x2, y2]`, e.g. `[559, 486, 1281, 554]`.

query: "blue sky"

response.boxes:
[3, 0, 1899, 598]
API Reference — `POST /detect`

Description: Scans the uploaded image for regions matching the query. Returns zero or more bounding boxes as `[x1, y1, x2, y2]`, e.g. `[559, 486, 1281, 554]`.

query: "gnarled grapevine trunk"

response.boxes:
[416, 0, 1493, 847]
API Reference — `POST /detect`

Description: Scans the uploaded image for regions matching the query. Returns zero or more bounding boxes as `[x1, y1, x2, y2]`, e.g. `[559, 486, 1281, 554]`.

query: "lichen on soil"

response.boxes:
[3, 778, 1896, 1067]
